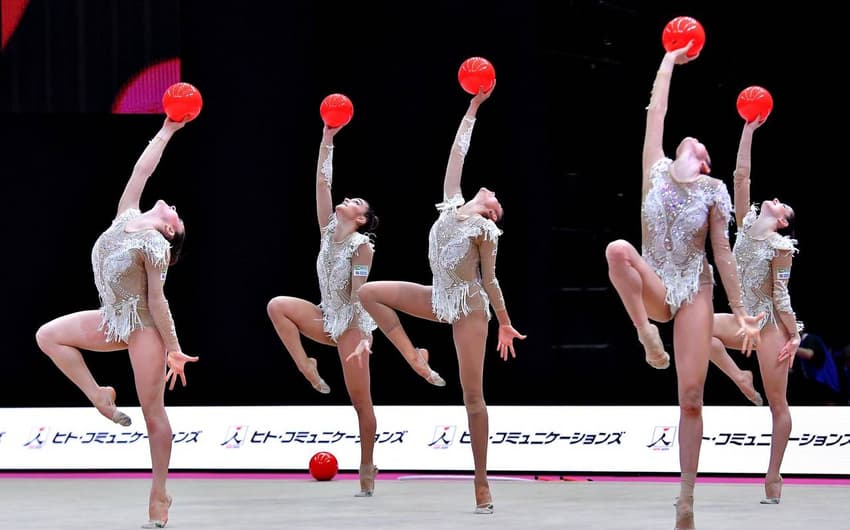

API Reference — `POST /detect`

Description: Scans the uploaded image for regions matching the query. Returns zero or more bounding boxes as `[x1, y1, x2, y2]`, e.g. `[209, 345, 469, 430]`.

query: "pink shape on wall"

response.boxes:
[1, 0, 30, 49]
[112, 57, 181, 114]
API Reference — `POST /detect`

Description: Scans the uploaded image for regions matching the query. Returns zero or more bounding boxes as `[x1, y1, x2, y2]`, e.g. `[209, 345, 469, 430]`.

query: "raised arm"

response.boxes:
[732, 118, 764, 226]
[478, 234, 526, 360]
[143, 253, 198, 390]
[443, 83, 494, 200]
[642, 44, 698, 198]
[771, 249, 802, 362]
[117, 118, 185, 216]
[316, 124, 345, 230]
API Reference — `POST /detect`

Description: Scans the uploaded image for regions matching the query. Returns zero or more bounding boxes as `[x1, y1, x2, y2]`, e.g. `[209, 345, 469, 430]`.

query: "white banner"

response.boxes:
[1, 406, 848, 474]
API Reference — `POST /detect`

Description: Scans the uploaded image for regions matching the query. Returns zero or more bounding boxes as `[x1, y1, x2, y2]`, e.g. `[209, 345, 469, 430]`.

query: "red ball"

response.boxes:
[736, 86, 774, 123]
[162, 82, 203, 122]
[308, 451, 338, 481]
[662, 16, 705, 58]
[320, 94, 354, 128]
[458, 57, 496, 95]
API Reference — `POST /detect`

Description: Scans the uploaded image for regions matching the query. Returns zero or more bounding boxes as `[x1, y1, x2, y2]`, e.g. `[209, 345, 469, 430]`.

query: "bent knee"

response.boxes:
[35, 323, 57, 352]
[357, 283, 377, 304]
[605, 239, 635, 264]
[267, 296, 293, 317]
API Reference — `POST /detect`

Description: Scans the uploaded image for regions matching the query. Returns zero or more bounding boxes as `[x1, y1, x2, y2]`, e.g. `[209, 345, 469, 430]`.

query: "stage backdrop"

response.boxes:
[1, 0, 847, 474]
[2, 405, 849, 474]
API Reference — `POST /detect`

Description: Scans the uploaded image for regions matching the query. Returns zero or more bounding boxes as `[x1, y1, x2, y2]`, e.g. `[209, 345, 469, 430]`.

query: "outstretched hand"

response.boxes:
[745, 114, 768, 130]
[472, 79, 496, 105]
[165, 350, 200, 391]
[736, 312, 764, 357]
[345, 338, 372, 368]
[162, 116, 187, 133]
[777, 335, 801, 364]
[669, 40, 700, 65]
[497, 324, 527, 361]
[323, 122, 346, 138]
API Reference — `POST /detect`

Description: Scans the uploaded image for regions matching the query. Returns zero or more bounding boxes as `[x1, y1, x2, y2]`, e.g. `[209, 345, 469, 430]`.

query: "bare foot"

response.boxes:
[736, 370, 764, 406]
[411, 348, 446, 387]
[142, 493, 172, 528]
[94, 386, 131, 426]
[355, 464, 378, 497]
[674, 495, 694, 529]
[761, 475, 782, 504]
[474, 481, 494, 514]
[637, 324, 670, 369]
[300, 357, 330, 394]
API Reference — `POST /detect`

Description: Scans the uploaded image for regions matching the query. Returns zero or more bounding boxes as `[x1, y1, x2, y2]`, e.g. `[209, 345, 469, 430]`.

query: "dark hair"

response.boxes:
[168, 228, 186, 266]
[494, 208, 504, 228]
[357, 205, 379, 234]
[777, 208, 796, 239]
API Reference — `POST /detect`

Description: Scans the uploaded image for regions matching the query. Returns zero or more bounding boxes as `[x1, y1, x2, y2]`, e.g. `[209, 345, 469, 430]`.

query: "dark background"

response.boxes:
[1, 1, 845, 409]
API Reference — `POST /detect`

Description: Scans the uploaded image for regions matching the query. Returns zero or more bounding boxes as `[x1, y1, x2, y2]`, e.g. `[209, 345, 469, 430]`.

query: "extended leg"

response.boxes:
[756, 324, 792, 504]
[35, 310, 130, 424]
[127, 327, 172, 526]
[671, 287, 713, 530]
[267, 296, 336, 393]
[336, 328, 378, 497]
[605, 240, 672, 368]
[452, 311, 492, 513]
[709, 314, 763, 405]
[358, 281, 445, 385]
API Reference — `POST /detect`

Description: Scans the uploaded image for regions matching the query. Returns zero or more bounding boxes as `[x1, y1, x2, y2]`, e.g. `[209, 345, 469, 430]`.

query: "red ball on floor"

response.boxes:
[309, 451, 338, 481]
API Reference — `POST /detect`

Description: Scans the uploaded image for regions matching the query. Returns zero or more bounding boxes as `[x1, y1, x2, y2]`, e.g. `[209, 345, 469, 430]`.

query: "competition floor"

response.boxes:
[1, 472, 847, 529]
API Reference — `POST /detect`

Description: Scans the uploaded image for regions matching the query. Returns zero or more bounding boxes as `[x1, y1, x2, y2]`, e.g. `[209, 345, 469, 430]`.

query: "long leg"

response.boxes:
[755, 323, 792, 501]
[126, 327, 172, 524]
[35, 310, 129, 422]
[358, 281, 444, 382]
[605, 240, 673, 367]
[605, 239, 671, 324]
[451, 311, 491, 510]
[709, 313, 762, 405]
[267, 296, 336, 392]
[336, 328, 377, 494]
[671, 287, 714, 530]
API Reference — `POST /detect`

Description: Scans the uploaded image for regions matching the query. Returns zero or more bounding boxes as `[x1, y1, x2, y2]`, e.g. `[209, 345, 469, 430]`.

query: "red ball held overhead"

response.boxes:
[458, 56, 496, 95]
[662, 16, 705, 57]
[161, 82, 203, 122]
[308, 451, 338, 481]
[320, 93, 354, 128]
[736, 86, 774, 123]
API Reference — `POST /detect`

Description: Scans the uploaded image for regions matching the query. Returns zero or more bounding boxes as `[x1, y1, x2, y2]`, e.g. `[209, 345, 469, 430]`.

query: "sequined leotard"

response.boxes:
[316, 215, 377, 342]
[91, 208, 173, 343]
[428, 193, 505, 324]
[734, 205, 799, 330]
[641, 157, 742, 315]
